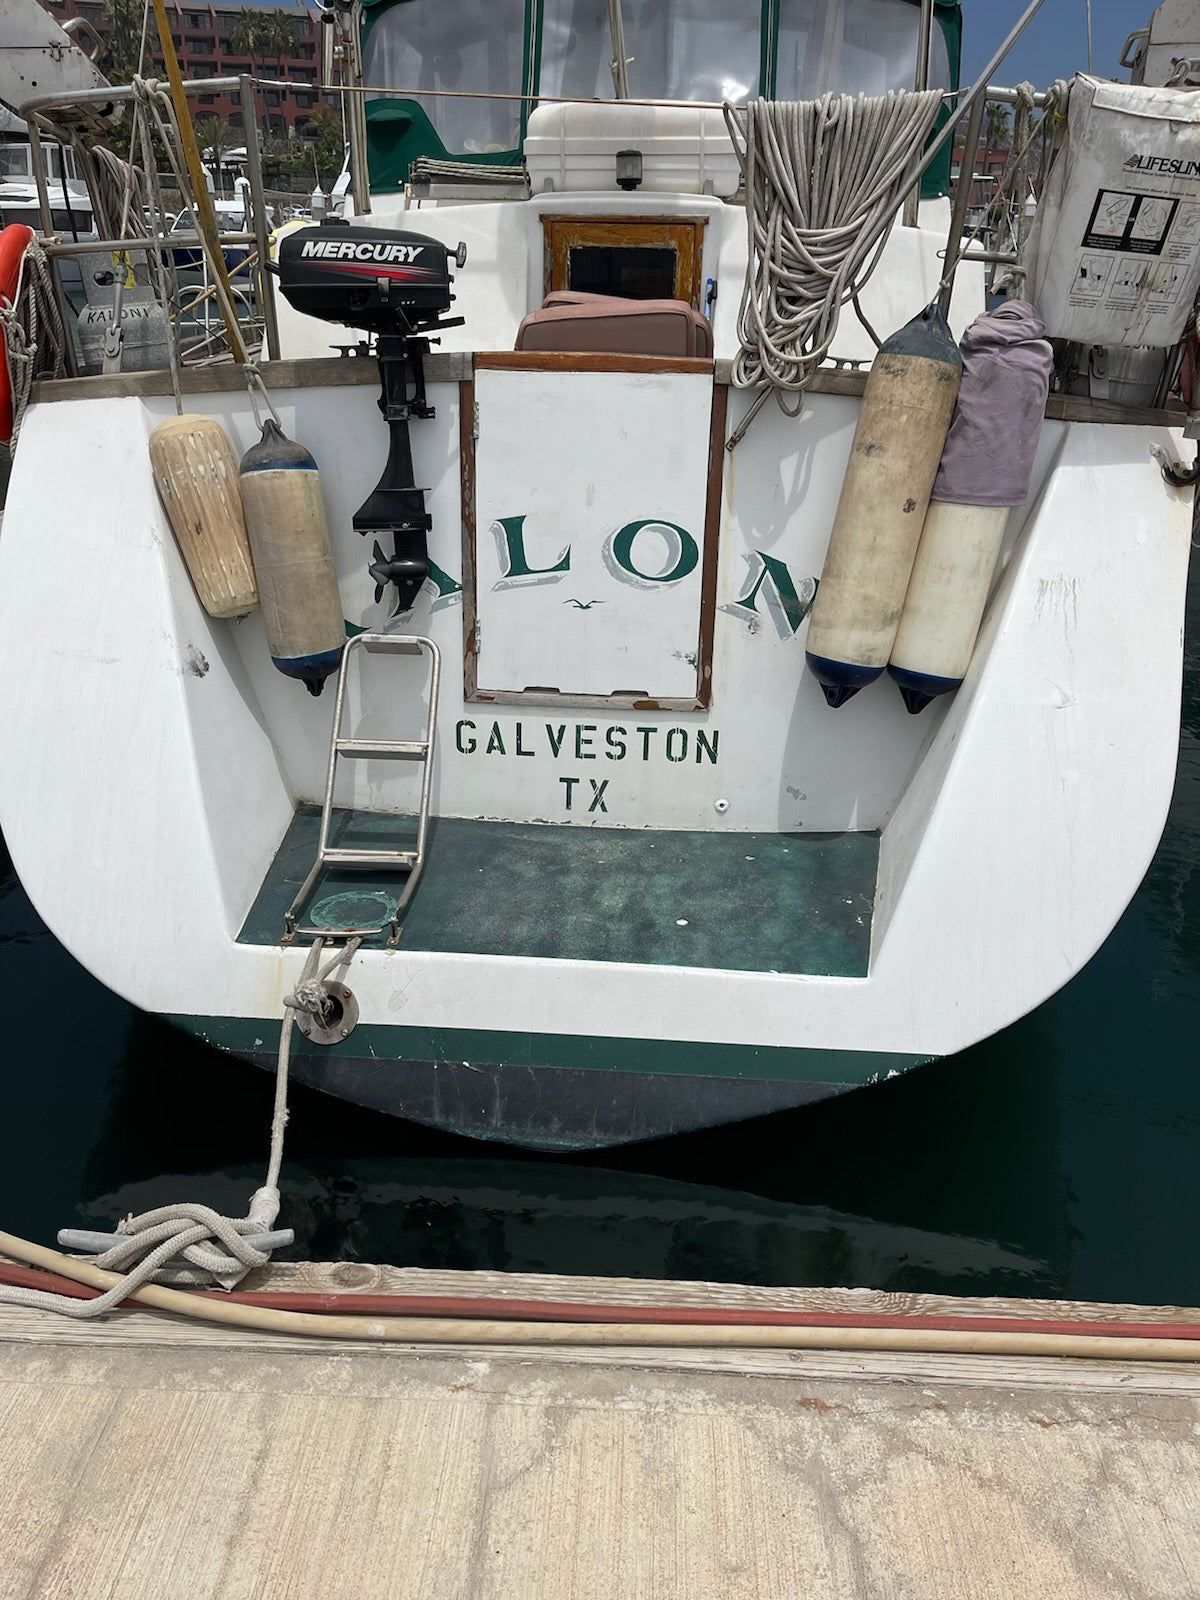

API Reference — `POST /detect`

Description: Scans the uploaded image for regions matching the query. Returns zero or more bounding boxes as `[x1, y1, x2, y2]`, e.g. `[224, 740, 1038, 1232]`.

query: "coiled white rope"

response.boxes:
[1, 239, 68, 452]
[410, 156, 528, 186]
[723, 91, 943, 441]
[0, 938, 358, 1317]
[87, 145, 151, 242]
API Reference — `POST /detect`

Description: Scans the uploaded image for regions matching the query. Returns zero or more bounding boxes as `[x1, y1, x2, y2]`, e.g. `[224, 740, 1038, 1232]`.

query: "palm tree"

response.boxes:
[304, 104, 345, 189]
[101, 0, 149, 83]
[231, 9, 299, 137]
[96, 0, 154, 171]
[194, 115, 238, 196]
[984, 102, 1012, 152]
[257, 10, 300, 76]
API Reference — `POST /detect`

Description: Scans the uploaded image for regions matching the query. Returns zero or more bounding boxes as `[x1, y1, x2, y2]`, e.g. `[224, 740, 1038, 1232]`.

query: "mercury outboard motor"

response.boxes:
[275, 219, 467, 613]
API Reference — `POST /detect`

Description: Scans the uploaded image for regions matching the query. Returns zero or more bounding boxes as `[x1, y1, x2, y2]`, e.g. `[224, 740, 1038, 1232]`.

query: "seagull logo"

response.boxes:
[563, 598, 603, 609]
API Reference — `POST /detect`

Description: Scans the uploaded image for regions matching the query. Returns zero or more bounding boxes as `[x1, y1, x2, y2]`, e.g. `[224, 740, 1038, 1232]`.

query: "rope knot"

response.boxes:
[0, 939, 360, 1321]
[286, 976, 334, 1019]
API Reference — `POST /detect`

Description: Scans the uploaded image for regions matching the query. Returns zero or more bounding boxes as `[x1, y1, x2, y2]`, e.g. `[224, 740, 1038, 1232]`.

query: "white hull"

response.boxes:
[0, 366, 1191, 1139]
[0, 182, 1192, 1145]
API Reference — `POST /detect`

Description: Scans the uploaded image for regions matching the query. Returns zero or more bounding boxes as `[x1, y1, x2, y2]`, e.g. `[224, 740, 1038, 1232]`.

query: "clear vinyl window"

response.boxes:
[776, 0, 951, 100]
[539, 0, 760, 105]
[0, 147, 32, 180]
[362, 0, 527, 153]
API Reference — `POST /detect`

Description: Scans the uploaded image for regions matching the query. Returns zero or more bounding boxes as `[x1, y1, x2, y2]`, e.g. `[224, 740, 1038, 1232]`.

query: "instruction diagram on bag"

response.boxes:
[1072, 254, 1115, 299]
[1082, 189, 1180, 254]
[1032, 78, 1200, 345]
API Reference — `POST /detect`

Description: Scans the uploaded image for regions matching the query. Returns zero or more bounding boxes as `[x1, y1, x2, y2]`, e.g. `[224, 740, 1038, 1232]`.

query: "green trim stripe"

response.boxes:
[171, 1013, 934, 1088]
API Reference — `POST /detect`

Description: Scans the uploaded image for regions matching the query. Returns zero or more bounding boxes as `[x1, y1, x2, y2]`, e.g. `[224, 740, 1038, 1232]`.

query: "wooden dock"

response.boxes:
[2, 1265, 1199, 1599]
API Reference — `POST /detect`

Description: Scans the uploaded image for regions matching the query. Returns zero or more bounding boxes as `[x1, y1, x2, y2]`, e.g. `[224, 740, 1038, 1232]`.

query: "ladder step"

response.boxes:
[335, 738, 429, 760]
[361, 636, 426, 656]
[320, 847, 418, 868]
[283, 633, 442, 940]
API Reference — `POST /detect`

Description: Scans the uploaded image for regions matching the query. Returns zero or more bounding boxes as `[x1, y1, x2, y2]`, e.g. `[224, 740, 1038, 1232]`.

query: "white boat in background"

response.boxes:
[0, 0, 1195, 1150]
[0, 106, 94, 239]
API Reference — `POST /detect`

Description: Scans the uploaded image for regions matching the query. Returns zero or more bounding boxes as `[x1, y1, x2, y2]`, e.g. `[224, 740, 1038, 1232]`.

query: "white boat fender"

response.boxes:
[805, 304, 962, 708]
[148, 413, 259, 619]
[238, 419, 345, 695]
[888, 300, 1054, 713]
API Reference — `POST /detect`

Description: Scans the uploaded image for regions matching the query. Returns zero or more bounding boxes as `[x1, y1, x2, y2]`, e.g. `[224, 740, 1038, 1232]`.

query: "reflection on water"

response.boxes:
[1, 560, 1198, 1306]
[82, 1158, 1047, 1298]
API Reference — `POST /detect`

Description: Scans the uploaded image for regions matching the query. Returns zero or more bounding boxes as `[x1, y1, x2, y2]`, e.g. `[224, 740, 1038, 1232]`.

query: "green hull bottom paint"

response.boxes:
[167, 1014, 937, 1148]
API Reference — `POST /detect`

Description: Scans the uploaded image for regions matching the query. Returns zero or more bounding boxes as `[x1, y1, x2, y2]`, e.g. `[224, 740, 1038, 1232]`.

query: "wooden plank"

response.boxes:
[248, 1260, 1200, 1328]
[9, 1252, 1200, 1330]
[694, 381, 728, 709]
[3, 1300, 1200, 1397]
[1044, 391, 1182, 426]
[786, 364, 867, 397]
[475, 350, 714, 375]
[458, 375, 478, 701]
[738, 365, 1182, 426]
[5, 1258, 1200, 1397]
[465, 688, 703, 711]
[29, 351, 472, 403]
[29, 355, 1182, 427]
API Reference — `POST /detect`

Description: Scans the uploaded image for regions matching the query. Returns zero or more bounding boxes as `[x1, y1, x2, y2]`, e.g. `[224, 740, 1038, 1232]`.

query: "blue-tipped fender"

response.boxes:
[238, 420, 345, 696]
[805, 305, 962, 708]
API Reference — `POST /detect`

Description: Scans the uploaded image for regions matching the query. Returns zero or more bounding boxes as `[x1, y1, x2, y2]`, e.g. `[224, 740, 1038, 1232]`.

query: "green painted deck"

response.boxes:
[240, 810, 877, 978]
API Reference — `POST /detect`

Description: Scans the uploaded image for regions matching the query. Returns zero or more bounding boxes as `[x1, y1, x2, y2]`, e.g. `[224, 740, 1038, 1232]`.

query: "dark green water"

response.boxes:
[2, 560, 1198, 1306]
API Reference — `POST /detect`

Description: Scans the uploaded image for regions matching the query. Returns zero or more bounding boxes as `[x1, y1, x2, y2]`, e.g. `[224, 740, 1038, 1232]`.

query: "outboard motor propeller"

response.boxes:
[275, 219, 467, 614]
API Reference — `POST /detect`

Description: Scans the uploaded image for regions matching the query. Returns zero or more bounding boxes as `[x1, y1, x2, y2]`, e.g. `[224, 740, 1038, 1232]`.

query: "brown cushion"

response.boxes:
[516, 296, 713, 358]
[542, 291, 628, 307]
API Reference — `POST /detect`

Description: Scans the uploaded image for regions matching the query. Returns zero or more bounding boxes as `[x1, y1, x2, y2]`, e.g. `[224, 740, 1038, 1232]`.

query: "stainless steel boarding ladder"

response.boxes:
[283, 633, 441, 946]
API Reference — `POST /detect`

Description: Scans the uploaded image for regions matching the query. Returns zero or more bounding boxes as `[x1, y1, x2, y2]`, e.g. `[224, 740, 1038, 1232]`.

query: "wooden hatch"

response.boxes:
[542, 215, 707, 306]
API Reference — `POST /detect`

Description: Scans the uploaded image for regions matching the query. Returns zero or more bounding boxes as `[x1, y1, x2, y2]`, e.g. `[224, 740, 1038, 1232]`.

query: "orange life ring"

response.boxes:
[0, 223, 36, 444]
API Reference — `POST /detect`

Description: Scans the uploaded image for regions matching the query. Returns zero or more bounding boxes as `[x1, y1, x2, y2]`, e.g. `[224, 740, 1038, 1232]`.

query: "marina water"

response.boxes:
[3, 553, 1198, 1307]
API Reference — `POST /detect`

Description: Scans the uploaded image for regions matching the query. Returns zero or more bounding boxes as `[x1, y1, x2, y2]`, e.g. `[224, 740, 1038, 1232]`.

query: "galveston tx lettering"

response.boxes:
[455, 719, 719, 812]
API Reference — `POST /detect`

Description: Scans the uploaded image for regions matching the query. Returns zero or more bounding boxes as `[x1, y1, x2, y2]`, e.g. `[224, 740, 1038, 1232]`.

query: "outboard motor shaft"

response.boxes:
[275, 220, 466, 613]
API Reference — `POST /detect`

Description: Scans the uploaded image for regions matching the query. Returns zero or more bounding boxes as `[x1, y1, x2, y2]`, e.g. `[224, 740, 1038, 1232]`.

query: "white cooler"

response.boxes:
[523, 102, 741, 197]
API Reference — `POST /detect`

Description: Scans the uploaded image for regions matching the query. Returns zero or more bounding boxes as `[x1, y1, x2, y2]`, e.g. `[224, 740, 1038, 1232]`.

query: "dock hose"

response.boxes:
[0, 937, 357, 1318]
[1, 1238, 1200, 1361]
